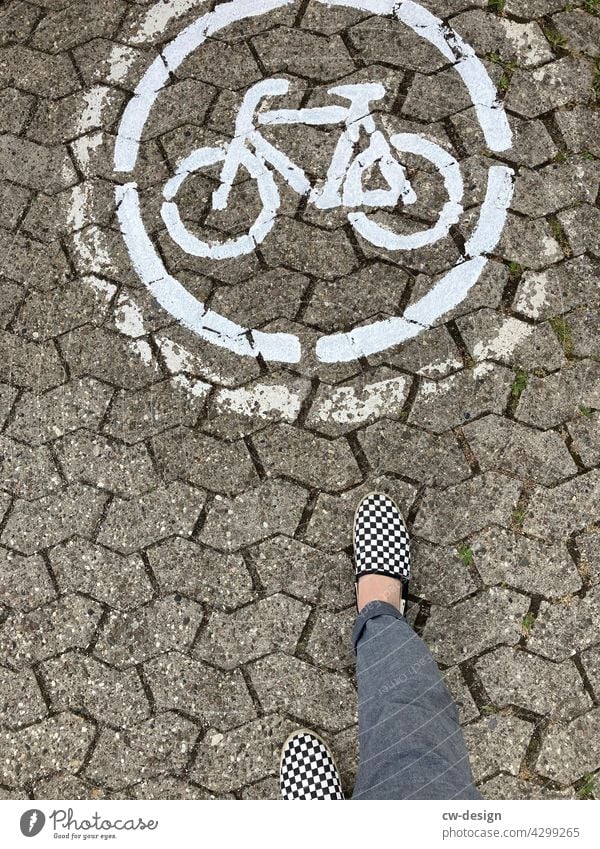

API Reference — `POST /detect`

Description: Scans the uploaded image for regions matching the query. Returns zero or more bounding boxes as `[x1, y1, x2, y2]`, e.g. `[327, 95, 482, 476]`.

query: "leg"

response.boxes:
[351, 600, 482, 800]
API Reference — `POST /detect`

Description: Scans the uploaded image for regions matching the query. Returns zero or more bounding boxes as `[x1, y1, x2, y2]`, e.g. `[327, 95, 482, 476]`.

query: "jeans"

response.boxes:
[351, 601, 482, 800]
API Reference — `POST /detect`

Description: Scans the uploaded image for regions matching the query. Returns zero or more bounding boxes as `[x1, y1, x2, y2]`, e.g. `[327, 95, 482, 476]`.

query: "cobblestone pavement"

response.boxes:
[0, 0, 599, 801]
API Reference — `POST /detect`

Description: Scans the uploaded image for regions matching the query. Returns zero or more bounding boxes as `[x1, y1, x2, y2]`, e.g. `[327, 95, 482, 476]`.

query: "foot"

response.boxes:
[280, 730, 344, 800]
[353, 491, 411, 615]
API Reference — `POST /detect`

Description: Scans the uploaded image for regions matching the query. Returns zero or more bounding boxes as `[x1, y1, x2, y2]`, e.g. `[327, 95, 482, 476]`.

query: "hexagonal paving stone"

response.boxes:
[523, 469, 600, 541]
[0, 666, 47, 729]
[526, 585, 600, 661]
[480, 774, 575, 800]
[0, 548, 56, 612]
[457, 311, 565, 372]
[514, 256, 600, 321]
[194, 594, 310, 670]
[423, 587, 529, 665]
[443, 666, 479, 725]
[402, 68, 472, 121]
[411, 540, 477, 605]
[251, 27, 355, 82]
[305, 607, 355, 670]
[536, 709, 600, 785]
[555, 105, 600, 158]
[505, 57, 594, 119]
[462, 714, 533, 783]
[516, 360, 600, 429]
[577, 532, 600, 587]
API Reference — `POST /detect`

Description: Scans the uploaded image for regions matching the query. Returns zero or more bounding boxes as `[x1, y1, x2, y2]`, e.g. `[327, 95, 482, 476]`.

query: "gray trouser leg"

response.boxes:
[351, 601, 482, 800]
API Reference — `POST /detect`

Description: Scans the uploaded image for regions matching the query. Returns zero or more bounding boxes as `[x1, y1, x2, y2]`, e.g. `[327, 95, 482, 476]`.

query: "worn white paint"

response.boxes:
[471, 317, 534, 362]
[309, 375, 410, 425]
[214, 382, 305, 422]
[513, 272, 549, 319]
[114, 294, 146, 338]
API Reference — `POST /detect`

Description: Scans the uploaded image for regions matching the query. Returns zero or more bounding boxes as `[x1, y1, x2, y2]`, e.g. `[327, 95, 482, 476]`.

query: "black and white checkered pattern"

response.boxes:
[353, 492, 411, 583]
[280, 731, 344, 800]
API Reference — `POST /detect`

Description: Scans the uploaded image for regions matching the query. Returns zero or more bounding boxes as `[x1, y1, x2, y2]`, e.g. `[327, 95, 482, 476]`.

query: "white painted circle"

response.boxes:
[114, 0, 514, 365]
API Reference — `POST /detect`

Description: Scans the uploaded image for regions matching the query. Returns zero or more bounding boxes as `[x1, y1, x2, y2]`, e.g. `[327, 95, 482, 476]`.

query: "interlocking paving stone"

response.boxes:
[513, 256, 600, 320]
[0, 435, 62, 499]
[239, 778, 279, 800]
[12, 277, 114, 341]
[144, 652, 256, 729]
[97, 481, 206, 554]
[6, 377, 114, 446]
[0, 382, 17, 428]
[199, 479, 308, 553]
[41, 653, 150, 728]
[348, 15, 445, 72]
[411, 540, 477, 605]
[568, 412, 600, 469]
[511, 156, 600, 218]
[192, 715, 296, 793]
[252, 424, 362, 492]
[452, 108, 558, 168]
[147, 537, 253, 610]
[305, 607, 355, 671]
[536, 709, 600, 785]
[555, 105, 600, 158]
[0, 135, 77, 194]
[249, 535, 355, 608]
[85, 713, 198, 788]
[0, 594, 103, 670]
[55, 431, 159, 496]
[462, 415, 577, 486]
[577, 532, 600, 587]
[368, 324, 463, 378]
[59, 326, 159, 390]
[30, 0, 124, 52]
[450, 10, 553, 68]
[0, 46, 79, 97]
[1, 484, 107, 555]
[0, 666, 47, 729]
[480, 774, 576, 801]
[33, 773, 106, 801]
[443, 667, 479, 725]
[553, 8, 600, 57]
[260, 217, 358, 280]
[462, 714, 533, 783]
[0, 548, 56, 612]
[498, 214, 563, 271]
[523, 469, 600, 541]
[564, 309, 600, 360]
[358, 419, 472, 488]
[129, 777, 223, 800]
[423, 587, 529, 665]
[402, 68, 472, 121]
[505, 56, 594, 118]
[151, 427, 258, 494]
[94, 595, 203, 668]
[252, 27, 355, 82]
[249, 652, 356, 731]
[408, 364, 514, 434]
[194, 594, 310, 670]
[177, 39, 262, 90]
[49, 538, 153, 611]
[0, 330, 65, 391]
[413, 472, 521, 545]
[558, 203, 600, 257]
[516, 360, 600, 429]
[471, 526, 582, 597]
[526, 586, 600, 661]
[475, 647, 591, 720]
[210, 269, 307, 328]
[0, 712, 95, 787]
[580, 645, 600, 700]
[305, 476, 417, 551]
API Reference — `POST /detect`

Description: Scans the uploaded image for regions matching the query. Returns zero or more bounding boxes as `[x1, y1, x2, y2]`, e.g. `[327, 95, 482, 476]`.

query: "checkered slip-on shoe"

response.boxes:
[280, 730, 345, 800]
[353, 491, 411, 615]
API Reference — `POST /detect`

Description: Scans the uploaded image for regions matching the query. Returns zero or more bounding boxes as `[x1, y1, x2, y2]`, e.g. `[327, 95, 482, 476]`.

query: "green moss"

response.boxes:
[511, 368, 528, 399]
[457, 544, 474, 567]
[584, 0, 600, 15]
[577, 773, 596, 799]
[489, 0, 505, 11]
[544, 26, 568, 48]
[522, 612, 535, 635]
[549, 316, 574, 357]
[512, 508, 525, 527]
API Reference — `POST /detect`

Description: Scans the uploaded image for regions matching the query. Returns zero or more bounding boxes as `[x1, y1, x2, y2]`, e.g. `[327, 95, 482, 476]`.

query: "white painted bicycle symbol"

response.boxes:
[162, 78, 464, 260]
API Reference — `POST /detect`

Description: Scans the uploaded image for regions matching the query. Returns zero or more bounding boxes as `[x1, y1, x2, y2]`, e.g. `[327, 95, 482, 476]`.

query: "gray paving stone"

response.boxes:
[306, 367, 411, 437]
[50, 538, 153, 611]
[423, 587, 529, 665]
[97, 481, 206, 554]
[471, 526, 582, 597]
[0, 382, 17, 429]
[0, 435, 62, 499]
[147, 537, 253, 610]
[463, 714, 533, 783]
[402, 68, 472, 121]
[252, 26, 355, 82]
[577, 531, 600, 587]
[457, 311, 566, 372]
[580, 645, 600, 700]
[505, 0, 568, 15]
[1, 484, 107, 555]
[30, 0, 124, 51]
[41, 652, 150, 728]
[192, 715, 295, 793]
[554, 9, 600, 57]
[141, 78, 216, 140]
[0, 2, 40, 46]
[411, 540, 477, 605]
[347, 15, 446, 72]
[144, 652, 255, 729]
[511, 156, 600, 218]
[177, 39, 262, 90]
[300, 0, 368, 34]
[12, 276, 114, 341]
[555, 105, 600, 158]
[0, 548, 55, 612]
[564, 309, 600, 360]
[536, 708, 600, 784]
[85, 713, 198, 788]
[514, 256, 600, 320]
[250, 535, 355, 609]
[249, 652, 356, 731]
[450, 10, 553, 67]
[151, 427, 257, 495]
[523, 469, 600, 541]
[128, 777, 221, 800]
[210, 269, 307, 328]
[55, 431, 159, 496]
[239, 778, 279, 800]
[0, 46, 79, 97]
[305, 607, 355, 671]
[0, 135, 77, 194]
[480, 774, 576, 800]
[408, 364, 514, 434]
[0, 330, 66, 391]
[0, 280, 24, 330]
[194, 594, 310, 670]
[252, 424, 362, 492]
[199, 479, 308, 553]
[505, 57, 594, 118]
[33, 772, 106, 800]
[526, 585, 600, 661]
[0, 712, 95, 786]
[305, 476, 417, 551]
[94, 595, 203, 668]
[260, 216, 358, 280]
[0, 594, 103, 669]
[451, 108, 558, 167]
[6, 377, 113, 447]
[0, 666, 47, 729]
[498, 214, 563, 271]
[516, 360, 600, 429]
[358, 419, 472, 488]
[558, 204, 600, 257]
[476, 647, 591, 719]
[368, 324, 463, 379]
[0, 492, 10, 527]
[0, 180, 29, 231]
[463, 414, 576, 486]
[59, 326, 159, 390]
[443, 666, 479, 725]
